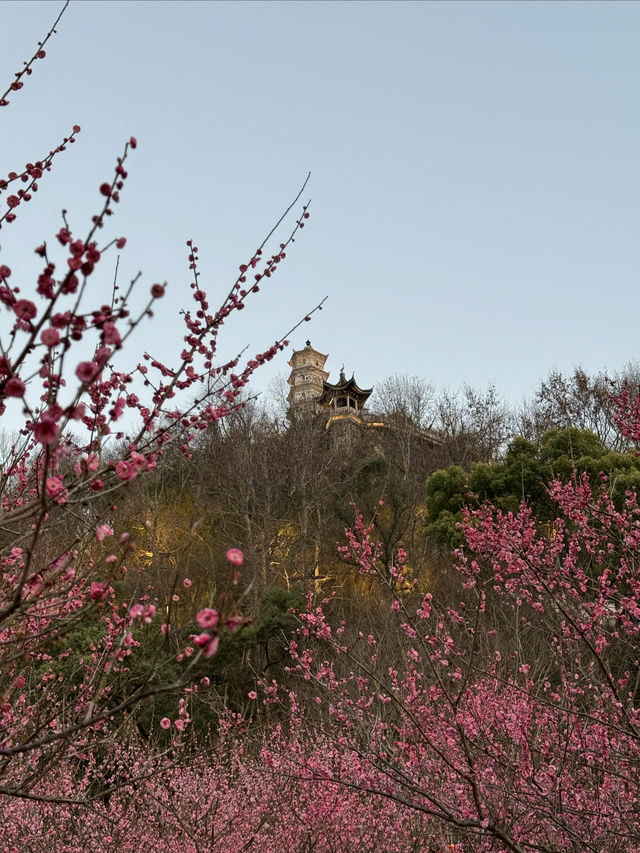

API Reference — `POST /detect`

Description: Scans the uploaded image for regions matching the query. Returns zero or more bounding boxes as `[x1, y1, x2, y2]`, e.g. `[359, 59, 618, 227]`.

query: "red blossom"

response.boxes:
[40, 328, 60, 347]
[33, 418, 58, 445]
[102, 321, 121, 346]
[4, 377, 25, 397]
[14, 299, 36, 320]
[85, 244, 100, 263]
[75, 361, 99, 383]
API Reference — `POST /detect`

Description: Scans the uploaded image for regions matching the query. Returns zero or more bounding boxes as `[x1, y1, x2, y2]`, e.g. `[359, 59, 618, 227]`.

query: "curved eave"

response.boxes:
[318, 378, 373, 405]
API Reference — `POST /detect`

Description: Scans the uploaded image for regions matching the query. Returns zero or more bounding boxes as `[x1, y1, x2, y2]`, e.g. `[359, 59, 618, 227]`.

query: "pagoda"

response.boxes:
[318, 368, 373, 427]
[286, 341, 330, 413]
[287, 341, 373, 428]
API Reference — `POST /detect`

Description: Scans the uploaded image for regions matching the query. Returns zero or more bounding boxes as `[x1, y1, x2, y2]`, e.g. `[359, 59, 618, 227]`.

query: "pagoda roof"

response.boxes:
[317, 371, 373, 406]
[288, 340, 328, 367]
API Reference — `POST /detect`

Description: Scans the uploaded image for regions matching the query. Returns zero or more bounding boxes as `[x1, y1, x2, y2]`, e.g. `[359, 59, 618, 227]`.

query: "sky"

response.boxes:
[1, 0, 639, 416]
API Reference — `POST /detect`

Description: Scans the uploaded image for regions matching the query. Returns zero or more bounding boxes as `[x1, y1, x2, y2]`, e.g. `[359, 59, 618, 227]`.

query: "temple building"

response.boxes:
[287, 341, 440, 453]
[287, 341, 375, 430]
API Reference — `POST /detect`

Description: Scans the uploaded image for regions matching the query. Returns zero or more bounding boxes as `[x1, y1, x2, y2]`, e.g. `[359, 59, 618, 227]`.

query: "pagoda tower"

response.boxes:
[287, 341, 329, 414]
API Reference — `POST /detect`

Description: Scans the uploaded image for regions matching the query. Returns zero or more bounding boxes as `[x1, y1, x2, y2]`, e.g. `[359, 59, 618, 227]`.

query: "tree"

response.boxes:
[273, 470, 640, 851]
[0, 4, 317, 802]
[518, 365, 640, 451]
[434, 383, 513, 468]
[425, 426, 640, 549]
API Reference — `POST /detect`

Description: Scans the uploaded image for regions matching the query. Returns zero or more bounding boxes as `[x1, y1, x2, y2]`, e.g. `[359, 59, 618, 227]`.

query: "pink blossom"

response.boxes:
[46, 477, 64, 498]
[226, 613, 243, 632]
[248, 690, 257, 700]
[110, 396, 125, 420]
[159, 717, 171, 730]
[40, 328, 60, 347]
[183, 578, 192, 588]
[86, 454, 99, 472]
[196, 608, 218, 629]
[94, 346, 111, 365]
[115, 460, 135, 481]
[130, 450, 147, 471]
[203, 636, 219, 658]
[129, 604, 144, 619]
[89, 582, 107, 601]
[226, 547, 244, 566]
[174, 719, 185, 731]
[95, 524, 114, 542]
[142, 604, 156, 624]
[102, 321, 121, 346]
[191, 632, 211, 647]
[75, 361, 98, 383]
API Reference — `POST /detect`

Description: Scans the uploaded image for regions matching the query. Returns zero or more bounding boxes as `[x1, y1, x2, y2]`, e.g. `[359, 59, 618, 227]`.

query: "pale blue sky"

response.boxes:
[2, 0, 639, 411]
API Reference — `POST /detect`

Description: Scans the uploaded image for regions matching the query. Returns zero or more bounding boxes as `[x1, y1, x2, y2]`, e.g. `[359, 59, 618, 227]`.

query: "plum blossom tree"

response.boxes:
[6, 6, 640, 851]
[0, 732, 441, 853]
[0, 2, 321, 802]
[272, 458, 640, 851]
